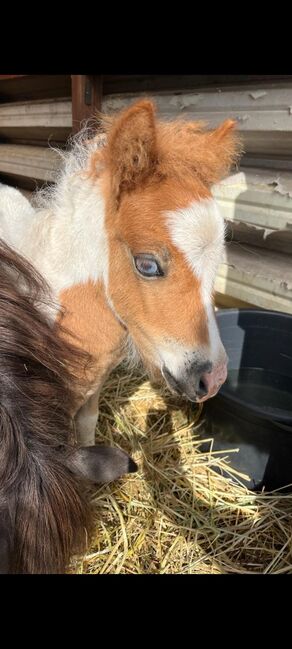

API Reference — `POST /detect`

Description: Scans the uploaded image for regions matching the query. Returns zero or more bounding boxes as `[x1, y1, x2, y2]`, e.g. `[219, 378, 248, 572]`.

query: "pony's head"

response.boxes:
[96, 100, 241, 402]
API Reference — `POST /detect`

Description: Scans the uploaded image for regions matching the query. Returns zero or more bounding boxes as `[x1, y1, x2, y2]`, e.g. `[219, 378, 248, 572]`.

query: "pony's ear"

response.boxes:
[71, 445, 138, 484]
[206, 119, 242, 182]
[105, 100, 158, 201]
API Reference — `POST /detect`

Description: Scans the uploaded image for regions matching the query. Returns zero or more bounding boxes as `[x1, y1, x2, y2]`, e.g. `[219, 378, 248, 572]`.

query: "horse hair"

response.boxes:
[0, 237, 94, 573]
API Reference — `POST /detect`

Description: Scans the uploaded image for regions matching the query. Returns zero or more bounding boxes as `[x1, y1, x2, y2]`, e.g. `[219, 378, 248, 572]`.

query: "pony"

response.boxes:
[0, 99, 241, 447]
[0, 238, 137, 574]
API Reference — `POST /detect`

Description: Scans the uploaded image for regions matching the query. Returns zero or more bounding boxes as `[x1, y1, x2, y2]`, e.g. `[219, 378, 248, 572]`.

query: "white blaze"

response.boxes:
[165, 198, 226, 366]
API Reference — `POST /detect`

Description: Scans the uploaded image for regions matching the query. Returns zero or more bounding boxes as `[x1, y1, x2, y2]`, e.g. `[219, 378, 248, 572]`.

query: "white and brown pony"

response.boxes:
[0, 99, 241, 446]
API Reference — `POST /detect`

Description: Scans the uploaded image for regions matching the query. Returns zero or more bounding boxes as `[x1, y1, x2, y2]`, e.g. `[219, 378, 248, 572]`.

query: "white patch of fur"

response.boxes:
[165, 198, 226, 366]
[157, 339, 191, 379]
[122, 335, 143, 372]
[0, 184, 36, 249]
[157, 327, 225, 380]
[34, 126, 106, 211]
[165, 198, 225, 301]
[0, 130, 109, 303]
[206, 303, 225, 363]
[32, 178, 109, 295]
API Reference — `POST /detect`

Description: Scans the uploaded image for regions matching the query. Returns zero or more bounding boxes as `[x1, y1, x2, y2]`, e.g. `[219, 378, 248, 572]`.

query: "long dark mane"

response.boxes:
[0, 238, 93, 573]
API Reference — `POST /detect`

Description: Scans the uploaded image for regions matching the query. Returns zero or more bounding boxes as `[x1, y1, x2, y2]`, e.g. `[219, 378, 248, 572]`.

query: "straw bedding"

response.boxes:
[71, 366, 292, 574]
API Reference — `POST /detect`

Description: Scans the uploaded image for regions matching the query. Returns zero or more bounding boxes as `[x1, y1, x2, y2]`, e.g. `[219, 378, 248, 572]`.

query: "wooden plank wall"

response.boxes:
[0, 75, 102, 188]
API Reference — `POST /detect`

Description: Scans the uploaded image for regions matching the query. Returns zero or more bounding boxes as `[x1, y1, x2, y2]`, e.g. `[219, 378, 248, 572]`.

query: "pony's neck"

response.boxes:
[31, 172, 109, 298]
[36, 170, 129, 372]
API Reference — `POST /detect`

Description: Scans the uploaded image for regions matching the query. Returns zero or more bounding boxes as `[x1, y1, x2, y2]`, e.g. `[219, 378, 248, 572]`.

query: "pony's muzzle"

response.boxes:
[162, 359, 228, 403]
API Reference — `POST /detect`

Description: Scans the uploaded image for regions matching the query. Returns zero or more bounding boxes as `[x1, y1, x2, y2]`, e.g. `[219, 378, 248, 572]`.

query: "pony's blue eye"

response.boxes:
[134, 255, 163, 278]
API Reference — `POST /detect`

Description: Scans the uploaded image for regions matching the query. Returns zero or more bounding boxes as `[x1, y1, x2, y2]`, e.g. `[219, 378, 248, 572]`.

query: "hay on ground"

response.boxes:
[70, 367, 292, 574]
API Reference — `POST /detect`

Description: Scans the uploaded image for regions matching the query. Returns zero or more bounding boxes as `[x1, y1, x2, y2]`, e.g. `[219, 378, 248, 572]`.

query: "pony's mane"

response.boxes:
[33, 122, 107, 211]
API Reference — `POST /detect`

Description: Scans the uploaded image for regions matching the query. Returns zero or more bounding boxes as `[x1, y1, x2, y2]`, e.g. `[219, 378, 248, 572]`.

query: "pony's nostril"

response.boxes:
[198, 377, 208, 397]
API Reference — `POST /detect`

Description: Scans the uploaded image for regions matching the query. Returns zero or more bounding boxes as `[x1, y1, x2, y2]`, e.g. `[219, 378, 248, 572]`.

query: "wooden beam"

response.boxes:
[0, 75, 27, 81]
[0, 75, 71, 102]
[103, 75, 292, 95]
[71, 75, 102, 134]
[215, 293, 255, 310]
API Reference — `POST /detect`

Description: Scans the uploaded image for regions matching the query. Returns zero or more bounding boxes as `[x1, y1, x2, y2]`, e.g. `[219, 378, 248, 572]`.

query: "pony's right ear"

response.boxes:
[70, 445, 138, 484]
[206, 119, 242, 182]
[104, 100, 158, 202]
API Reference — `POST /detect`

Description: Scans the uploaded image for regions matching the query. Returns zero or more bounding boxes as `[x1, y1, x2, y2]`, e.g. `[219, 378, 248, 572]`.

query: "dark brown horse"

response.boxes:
[0, 238, 136, 574]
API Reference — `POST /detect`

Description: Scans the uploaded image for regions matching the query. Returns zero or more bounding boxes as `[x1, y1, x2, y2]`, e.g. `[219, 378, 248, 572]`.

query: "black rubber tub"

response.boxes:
[198, 309, 292, 492]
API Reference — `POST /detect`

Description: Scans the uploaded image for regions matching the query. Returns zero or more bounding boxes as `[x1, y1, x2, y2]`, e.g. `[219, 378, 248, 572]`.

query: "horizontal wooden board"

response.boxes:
[215, 293, 256, 309]
[0, 99, 72, 127]
[215, 243, 292, 314]
[0, 98, 72, 144]
[213, 169, 292, 254]
[0, 144, 60, 182]
[242, 154, 292, 171]
[215, 170, 292, 230]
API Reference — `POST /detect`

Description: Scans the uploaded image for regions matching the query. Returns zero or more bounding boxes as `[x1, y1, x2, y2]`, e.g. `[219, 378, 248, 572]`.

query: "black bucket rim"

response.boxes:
[218, 393, 292, 423]
[216, 306, 292, 321]
[215, 307, 292, 424]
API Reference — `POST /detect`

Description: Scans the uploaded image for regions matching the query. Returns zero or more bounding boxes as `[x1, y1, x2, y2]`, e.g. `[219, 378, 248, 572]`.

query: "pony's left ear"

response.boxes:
[104, 100, 158, 202]
[207, 119, 242, 182]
